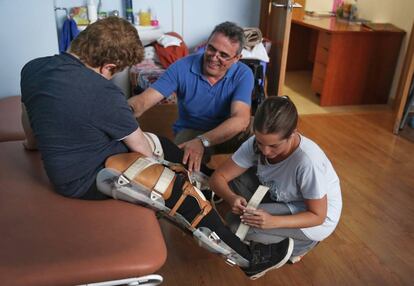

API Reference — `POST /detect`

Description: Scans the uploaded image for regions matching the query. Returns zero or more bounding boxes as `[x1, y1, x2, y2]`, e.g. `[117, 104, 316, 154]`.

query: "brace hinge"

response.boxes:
[117, 174, 130, 186]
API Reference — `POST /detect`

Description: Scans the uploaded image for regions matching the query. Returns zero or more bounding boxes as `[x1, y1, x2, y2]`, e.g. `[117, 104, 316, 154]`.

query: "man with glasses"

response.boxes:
[128, 21, 254, 172]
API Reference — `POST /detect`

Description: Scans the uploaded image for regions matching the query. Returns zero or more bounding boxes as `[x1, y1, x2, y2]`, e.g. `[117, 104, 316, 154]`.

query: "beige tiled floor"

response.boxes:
[283, 71, 394, 115]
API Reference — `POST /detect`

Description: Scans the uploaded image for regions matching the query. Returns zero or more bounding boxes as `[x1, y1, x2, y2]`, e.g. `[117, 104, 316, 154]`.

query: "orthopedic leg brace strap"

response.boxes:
[97, 149, 249, 267]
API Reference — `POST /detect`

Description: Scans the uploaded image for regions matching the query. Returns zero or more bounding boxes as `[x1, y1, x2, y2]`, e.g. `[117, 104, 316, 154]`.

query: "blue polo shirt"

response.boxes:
[151, 53, 253, 133]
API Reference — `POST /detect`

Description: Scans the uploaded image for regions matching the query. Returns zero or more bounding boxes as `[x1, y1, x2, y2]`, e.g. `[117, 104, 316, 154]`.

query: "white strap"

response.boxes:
[153, 167, 175, 195]
[144, 132, 164, 159]
[235, 185, 269, 241]
[193, 185, 207, 201]
[120, 156, 174, 197]
[120, 157, 158, 184]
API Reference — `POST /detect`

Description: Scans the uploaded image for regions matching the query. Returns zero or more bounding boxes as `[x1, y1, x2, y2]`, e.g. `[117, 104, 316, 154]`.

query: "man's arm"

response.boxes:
[202, 100, 251, 145]
[21, 104, 38, 150]
[180, 100, 251, 171]
[122, 127, 154, 157]
[127, 87, 164, 118]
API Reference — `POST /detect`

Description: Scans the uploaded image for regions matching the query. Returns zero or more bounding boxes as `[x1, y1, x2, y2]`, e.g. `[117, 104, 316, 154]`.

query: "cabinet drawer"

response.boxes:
[315, 45, 330, 65]
[311, 76, 324, 94]
[313, 62, 327, 79]
[318, 32, 331, 49]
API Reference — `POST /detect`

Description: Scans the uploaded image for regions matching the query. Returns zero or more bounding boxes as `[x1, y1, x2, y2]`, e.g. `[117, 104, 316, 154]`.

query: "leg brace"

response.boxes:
[144, 132, 210, 191]
[97, 151, 248, 267]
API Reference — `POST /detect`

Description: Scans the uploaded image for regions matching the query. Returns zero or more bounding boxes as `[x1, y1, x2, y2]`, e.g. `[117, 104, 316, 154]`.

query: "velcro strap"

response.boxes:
[169, 182, 192, 216]
[235, 185, 269, 240]
[169, 182, 211, 228]
[153, 167, 175, 195]
[191, 203, 212, 228]
[144, 132, 164, 158]
[121, 157, 158, 183]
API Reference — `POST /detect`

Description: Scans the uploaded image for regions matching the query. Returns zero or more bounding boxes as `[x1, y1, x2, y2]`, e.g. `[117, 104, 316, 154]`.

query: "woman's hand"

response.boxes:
[239, 196, 328, 229]
[229, 195, 248, 215]
[240, 208, 279, 229]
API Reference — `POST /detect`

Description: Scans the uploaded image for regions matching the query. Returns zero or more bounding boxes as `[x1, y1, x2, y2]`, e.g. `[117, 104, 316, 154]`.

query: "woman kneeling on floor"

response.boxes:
[210, 96, 342, 263]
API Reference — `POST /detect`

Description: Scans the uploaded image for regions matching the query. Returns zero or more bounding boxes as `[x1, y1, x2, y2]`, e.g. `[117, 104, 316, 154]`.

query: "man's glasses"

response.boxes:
[205, 44, 238, 62]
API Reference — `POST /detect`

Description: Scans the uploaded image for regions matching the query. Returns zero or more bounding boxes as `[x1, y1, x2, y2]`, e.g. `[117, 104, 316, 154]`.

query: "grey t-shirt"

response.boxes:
[232, 134, 342, 241]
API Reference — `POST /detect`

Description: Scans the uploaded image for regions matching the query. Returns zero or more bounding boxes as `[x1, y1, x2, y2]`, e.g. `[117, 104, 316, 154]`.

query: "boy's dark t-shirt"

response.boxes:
[21, 53, 138, 198]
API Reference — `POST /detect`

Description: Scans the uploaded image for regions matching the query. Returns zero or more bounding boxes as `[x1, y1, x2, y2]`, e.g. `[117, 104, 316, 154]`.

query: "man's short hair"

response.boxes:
[70, 17, 144, 73]
[209, 21, 245, 54]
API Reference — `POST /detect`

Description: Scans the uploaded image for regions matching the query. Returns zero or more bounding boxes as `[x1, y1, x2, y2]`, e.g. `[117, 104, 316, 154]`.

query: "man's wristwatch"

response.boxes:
[197, 135, 211, 148]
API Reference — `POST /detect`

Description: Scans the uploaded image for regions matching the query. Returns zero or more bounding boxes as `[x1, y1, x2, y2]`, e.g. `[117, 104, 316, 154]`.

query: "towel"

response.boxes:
[241, 42, 270, 63]
[157, 34, 182, 48]
[59, 19, 80, 53]
[154, 32, 189, 69]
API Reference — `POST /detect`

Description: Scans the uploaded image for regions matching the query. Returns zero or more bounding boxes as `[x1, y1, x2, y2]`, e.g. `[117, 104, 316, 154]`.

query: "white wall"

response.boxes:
[305, 0, 334, 12]
[0, 0, 260, 99]
[0, 0, 58, 98]
[182, 0, 260, 49]
[54, 0, 260, 48]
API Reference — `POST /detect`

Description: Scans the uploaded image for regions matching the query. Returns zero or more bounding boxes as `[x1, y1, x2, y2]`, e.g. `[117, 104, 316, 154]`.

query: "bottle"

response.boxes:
[87, 0, 98, 23]
[151, 10, 159, 27]
[139, 9, 151, 26]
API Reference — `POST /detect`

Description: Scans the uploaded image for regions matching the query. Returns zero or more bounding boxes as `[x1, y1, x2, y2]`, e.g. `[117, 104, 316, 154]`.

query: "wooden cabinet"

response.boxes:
[311, 31, 330, 97]
[288, 18, 405, 106]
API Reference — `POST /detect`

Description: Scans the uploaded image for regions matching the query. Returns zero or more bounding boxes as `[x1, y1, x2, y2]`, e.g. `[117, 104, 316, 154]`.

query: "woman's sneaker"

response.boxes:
[243, 238, 294, 280]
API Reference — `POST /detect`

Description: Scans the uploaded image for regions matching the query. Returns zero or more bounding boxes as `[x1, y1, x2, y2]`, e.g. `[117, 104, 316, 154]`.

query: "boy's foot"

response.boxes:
[243, 238, 294, 280]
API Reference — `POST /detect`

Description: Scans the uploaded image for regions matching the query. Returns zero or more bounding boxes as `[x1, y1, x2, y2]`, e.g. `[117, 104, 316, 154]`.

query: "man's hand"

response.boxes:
[178, 138, 204, 172]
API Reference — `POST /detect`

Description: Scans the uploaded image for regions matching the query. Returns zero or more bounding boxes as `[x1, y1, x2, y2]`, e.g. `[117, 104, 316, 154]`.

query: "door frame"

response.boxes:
[260, 0, 297, 96]
[393, 22, 414, 134]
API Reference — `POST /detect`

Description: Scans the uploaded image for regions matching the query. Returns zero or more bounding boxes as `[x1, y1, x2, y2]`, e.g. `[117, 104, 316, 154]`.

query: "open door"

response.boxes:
[393, 22, 414, 134]
[260, 0, 302, 96]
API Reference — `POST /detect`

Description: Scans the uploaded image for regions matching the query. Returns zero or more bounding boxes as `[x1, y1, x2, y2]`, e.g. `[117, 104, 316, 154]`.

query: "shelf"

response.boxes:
[135, 25, 160, 31]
